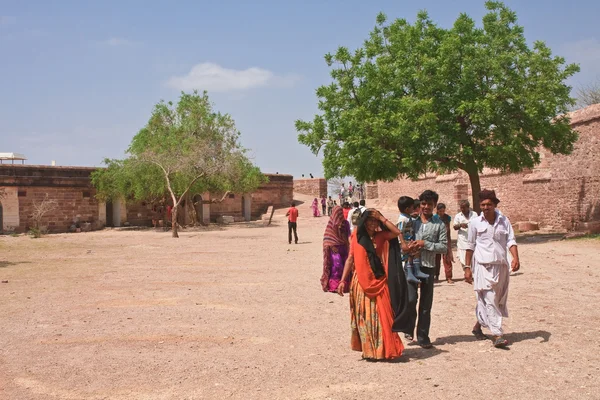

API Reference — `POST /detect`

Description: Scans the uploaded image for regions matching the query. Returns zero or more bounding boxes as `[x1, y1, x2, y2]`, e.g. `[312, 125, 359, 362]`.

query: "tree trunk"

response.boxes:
[465, 161, 482, 214]
[171, 208, 179, 238]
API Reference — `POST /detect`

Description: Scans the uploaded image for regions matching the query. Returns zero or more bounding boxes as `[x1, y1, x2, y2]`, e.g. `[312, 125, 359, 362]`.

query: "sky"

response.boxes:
[1, 0, 599, 178]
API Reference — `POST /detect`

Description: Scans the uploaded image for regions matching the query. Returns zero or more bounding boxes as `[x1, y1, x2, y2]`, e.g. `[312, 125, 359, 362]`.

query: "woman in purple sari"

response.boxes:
[321, 206, 351, 292]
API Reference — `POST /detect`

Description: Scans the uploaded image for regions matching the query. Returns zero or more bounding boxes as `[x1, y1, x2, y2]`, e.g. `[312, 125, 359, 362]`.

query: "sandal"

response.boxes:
[494, 337, 509, 348]
[404, 333, 413, 341]
[472, 328, 488, 341]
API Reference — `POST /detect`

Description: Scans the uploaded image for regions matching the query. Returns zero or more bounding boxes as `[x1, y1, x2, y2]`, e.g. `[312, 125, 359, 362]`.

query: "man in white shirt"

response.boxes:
[453, 200, 478, 273]
[346, 200, 366, 232]
[464, 190, 520, 348]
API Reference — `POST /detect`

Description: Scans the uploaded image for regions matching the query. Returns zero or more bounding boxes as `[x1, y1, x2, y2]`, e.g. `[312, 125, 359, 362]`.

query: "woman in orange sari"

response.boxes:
[337, 208, 404, 360]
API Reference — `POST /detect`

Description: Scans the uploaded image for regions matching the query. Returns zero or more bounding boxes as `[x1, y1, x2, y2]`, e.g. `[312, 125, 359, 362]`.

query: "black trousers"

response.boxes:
[406, 265, 435, 345]
[322, 205, 326, 215]
[288, 221, 298, 243]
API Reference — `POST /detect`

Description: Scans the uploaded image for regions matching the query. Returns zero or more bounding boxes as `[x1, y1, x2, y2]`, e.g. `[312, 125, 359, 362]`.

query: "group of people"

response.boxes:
[311, 188, 520, 361]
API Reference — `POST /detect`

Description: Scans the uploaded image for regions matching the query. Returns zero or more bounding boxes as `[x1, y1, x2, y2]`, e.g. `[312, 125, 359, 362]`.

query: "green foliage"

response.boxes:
[91, 91, 266, 236]
[28, 227, 42, 239]
[296, 1, 579, 205]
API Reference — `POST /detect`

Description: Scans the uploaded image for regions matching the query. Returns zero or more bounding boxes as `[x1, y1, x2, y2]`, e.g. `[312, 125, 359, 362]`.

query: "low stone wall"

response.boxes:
[0, 165, 100, 233]
[210, 174, 294, 222]
[293, 178, 328, 198]
[0, 167, 294, 232]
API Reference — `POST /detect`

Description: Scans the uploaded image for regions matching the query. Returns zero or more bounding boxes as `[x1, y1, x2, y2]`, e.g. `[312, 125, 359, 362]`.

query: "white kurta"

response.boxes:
[453, 210, 478, 266]
[466, 211, 517, 336]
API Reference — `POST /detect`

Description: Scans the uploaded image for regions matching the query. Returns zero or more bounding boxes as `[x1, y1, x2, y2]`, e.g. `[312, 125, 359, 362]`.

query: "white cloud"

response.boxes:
[100, 37, 138, 47]
[165, 62, 300, 92]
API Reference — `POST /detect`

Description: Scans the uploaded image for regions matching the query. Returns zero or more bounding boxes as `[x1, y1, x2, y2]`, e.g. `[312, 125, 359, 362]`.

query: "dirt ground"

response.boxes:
[1, 198, 600, 400]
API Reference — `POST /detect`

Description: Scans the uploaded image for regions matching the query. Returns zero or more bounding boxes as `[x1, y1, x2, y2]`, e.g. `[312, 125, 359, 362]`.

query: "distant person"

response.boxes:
[348, 182, 354, 198]
[465, 190, 520, 348]
[321, 196, 327, 216]
[434, 203, 454, 284]
[347, 201, 360, 232]
[311, 198, 321, 217]
[342, 202, 352, 220]
[285, 202, 299, 244]
[359, 199, 366, 213]
[453, 200, 477, 272]
[321, 206, 351, 293]
[327, 196, 334, 216]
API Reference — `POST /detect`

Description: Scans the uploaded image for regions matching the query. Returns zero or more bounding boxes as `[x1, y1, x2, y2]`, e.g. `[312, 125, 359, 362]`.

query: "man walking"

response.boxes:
[453, 200, 477, 272]
[464, 190, 520, 348]
[286, 202, 299, 244]
[326, 196, 334, 216]
[406, 190, 448, 348]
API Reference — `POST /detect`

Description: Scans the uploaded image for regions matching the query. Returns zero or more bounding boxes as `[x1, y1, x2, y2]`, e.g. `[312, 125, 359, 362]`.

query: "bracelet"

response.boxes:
[463, 265, 471, 269]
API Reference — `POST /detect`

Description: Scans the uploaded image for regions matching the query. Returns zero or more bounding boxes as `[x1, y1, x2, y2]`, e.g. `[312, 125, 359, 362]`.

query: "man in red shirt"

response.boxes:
[286, 202, 299, 244]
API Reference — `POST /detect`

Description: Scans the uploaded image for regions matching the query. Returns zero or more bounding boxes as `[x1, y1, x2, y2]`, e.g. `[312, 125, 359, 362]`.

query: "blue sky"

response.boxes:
[1, 0, 599, 178]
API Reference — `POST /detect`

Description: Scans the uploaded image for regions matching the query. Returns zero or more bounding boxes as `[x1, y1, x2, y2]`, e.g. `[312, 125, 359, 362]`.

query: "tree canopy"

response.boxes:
[92, 91, 265, 237]
[296, 1, 580, 210]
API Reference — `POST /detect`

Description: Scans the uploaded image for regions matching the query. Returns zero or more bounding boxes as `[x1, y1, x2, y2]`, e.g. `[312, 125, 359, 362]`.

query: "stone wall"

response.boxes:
[210, 174, 293, 222]
[293, 178, 328, 198]
[370, 104, 600, 231]
[0, 167, 294, 232]
[0, 165, 101, 233]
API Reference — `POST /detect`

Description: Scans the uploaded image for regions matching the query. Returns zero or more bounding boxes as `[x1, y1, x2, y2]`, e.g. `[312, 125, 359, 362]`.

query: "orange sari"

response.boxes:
[349, 231, 404, 360]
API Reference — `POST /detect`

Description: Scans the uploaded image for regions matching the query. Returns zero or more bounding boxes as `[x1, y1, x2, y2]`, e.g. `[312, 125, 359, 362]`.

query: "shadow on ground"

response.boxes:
[0, 260, 31, 268]
[433, 330, 551, 346]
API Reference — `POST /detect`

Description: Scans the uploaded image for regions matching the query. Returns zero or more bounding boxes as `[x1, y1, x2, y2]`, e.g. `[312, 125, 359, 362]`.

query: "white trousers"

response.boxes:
[473, 261, 510, 336]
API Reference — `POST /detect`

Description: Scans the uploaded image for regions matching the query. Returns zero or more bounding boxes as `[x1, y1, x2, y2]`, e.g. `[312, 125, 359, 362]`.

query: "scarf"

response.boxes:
[321, 206, 350, 291]
[355, 209, 386, 279]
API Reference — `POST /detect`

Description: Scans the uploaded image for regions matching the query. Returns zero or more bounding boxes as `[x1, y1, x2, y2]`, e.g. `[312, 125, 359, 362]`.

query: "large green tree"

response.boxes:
[296, 1, 580, 211]
[92, 91, 265, 237]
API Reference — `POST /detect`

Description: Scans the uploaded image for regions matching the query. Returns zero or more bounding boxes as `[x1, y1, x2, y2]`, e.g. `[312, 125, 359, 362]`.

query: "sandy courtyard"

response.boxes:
[1, 200, 600, 400]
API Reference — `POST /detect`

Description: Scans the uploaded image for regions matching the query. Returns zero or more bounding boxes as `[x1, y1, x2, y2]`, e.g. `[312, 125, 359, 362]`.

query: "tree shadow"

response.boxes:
[0, 260, 31, 268]
[515, 234, 564, 245]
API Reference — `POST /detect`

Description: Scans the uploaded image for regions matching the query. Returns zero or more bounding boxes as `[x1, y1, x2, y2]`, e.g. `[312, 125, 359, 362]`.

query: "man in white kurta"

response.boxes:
[464, 190, 520, 347]
[453, 200, 477, 269]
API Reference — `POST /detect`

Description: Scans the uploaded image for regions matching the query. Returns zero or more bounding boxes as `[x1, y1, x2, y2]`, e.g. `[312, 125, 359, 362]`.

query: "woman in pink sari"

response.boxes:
[311, 198, 321, 217]
[321, 206, 351, 292]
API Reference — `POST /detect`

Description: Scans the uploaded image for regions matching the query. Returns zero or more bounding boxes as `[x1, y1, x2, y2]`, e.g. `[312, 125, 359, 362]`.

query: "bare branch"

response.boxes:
[576, 79, 600, 108]
[31, 193, 58, 229]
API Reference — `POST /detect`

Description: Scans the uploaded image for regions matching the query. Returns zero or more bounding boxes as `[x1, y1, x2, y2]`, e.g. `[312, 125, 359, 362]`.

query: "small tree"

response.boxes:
[30, 193, 58, 237]
[296, 1, 580, 211]
[576, 79, 600, 108]
[92, 91, 266, 237]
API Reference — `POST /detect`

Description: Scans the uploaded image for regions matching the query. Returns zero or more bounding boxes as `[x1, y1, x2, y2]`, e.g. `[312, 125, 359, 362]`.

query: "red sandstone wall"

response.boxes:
[372, 106, 600, 231]
[16, 186, 100, 233]
[293, 178, 328, 198]
[210, 174, 294, 222]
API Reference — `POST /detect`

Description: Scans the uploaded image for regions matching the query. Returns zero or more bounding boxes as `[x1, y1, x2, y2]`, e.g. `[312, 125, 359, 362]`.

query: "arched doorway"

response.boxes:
[0, 201, 3, 233]
[193, 194, 203, 224]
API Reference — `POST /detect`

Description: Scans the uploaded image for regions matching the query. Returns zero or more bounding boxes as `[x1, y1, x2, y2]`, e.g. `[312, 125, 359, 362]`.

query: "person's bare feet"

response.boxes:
[446, 279, 454, 284]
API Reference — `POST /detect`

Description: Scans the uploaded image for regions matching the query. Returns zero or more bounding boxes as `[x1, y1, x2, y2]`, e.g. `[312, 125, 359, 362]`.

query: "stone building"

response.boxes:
[0, 165, 293, 233]
[367, 103, 600, 231]
[293, 178, 328, 198]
